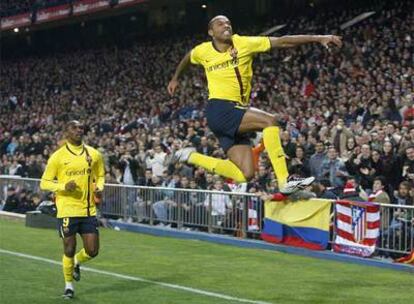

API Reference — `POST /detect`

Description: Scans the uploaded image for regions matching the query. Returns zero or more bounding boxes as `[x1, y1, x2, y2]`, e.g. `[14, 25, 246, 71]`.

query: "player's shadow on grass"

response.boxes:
[83, 275, 185, 297]
[83, 280, 150, 296]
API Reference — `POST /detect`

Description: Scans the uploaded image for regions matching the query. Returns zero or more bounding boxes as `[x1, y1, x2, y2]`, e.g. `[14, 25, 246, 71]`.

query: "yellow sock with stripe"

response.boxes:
[263, 126, 289, 187]
[188, 152, 247, 183]
[75, 248, 92, 265]
[62, 254, 74, 283]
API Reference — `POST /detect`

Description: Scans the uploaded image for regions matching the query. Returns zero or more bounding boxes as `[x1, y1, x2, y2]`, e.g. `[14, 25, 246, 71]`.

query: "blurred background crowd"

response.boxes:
[0, 0, 413, 225]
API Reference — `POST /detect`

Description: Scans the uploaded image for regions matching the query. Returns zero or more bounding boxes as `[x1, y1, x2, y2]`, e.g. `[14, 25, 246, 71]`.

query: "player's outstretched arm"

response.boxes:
[167, 51, 191, 96]
[269, 35, 342, 49]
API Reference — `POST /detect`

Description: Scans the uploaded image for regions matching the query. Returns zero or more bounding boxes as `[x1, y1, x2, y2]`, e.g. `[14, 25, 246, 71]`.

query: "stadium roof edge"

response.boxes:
[0, 0, 148, 34]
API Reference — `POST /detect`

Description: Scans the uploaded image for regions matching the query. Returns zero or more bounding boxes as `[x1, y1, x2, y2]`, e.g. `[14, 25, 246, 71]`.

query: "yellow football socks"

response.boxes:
[75, 248, 92, 264]
[188, 153, 247, 183]
[263, 126, 289, 187]
[188, 153, 218, 172]
[214, 159, 247, 183]
[62, 254, 74, 283]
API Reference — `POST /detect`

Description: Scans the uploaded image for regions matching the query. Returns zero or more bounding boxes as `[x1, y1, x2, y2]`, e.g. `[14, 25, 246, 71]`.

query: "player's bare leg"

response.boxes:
[73, 233, 99, 282]
[227, 145, 255, 181]
[238, 108, 314, 192]
[174, 107, 313, 189]
[81, 233, 100, 257]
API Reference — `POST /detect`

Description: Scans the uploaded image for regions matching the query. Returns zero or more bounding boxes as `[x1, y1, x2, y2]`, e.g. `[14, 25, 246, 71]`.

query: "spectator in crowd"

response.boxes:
[370, 149, 384, 178]
[16, 189, 39, 213]
[320, 146, 349, 188]
[309, 141, 327, 180]
[381, 140, 402, 193]
[359, 176, 390, 205]
[26, 154, 43, 178]
[281, 131, 296, 160]
[289, 145, 311, 177]
[203, 180, 232, 226]
[3, 187, 20, 212]
[348, 144, 376, 190]
[196, 136, 214, 156]
[6, 137, 19, 155]
[339, 177, 362, 201]
[145, 145, 167, 177]
[401, 146, 414, 184]
[383, 181, 414, 253]
[341, 137, 357, 162]
[392, 181, 413, 206]
[256, 165, 271, 190]
[330, 118, 353, 157]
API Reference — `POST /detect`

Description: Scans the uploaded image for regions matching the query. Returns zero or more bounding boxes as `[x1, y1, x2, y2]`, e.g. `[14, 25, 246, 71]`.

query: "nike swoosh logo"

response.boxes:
[64, 162, 71, 165]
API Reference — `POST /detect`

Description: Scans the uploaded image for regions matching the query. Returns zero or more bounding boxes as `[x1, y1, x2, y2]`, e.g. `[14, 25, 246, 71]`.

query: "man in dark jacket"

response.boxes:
[196, 136, 214, 156]
[402, 146, 414, 183]
[118, 153, 140, 185]
[3, 187, 21, 213]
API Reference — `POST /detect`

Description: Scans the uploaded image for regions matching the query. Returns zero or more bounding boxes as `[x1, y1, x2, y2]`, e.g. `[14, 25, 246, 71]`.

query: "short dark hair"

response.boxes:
[406, 145, 414, 152]
[373, 176, 386, 186]
[66, 120, 83, 129]
[208, 15, 229, 30]
[399, 181, 412, 191]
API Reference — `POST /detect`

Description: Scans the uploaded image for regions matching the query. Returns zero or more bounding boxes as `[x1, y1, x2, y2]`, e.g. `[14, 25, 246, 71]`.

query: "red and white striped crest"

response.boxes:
[334, 200, 380, 257]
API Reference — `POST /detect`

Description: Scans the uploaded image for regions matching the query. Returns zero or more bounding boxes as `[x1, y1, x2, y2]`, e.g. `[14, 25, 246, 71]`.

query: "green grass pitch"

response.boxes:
[0, 218, 412, 304]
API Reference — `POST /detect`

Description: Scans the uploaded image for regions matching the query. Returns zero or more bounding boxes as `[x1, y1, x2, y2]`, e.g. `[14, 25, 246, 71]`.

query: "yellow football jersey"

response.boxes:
[190, 34, 271, 106]
[40, 142, 105, 218]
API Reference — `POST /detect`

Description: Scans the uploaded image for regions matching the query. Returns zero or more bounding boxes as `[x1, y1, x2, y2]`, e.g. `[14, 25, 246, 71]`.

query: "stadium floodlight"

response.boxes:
[13, 28, 19, 33]
[260, 24, 287, 36]
[340, 11, 376, 30]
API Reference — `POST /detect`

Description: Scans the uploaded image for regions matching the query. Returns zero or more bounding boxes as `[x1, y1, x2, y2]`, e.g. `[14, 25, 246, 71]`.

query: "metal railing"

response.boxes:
[0, 176, 412, 255]
[100, 183, 261, 238]
[376, 203, 414, 256]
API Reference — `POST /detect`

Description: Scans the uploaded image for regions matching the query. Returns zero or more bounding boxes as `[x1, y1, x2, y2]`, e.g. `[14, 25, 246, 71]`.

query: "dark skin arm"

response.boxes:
[167, 51, 191, 96]
[94, 189, 103, 200]
[167, 35, 342, 95]
[269, 35, 342, 49]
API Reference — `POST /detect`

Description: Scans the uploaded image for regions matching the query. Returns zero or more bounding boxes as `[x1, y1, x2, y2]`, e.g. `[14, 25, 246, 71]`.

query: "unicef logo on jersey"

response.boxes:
[206, 58, 239, 72]
[66, 168, 87, 176]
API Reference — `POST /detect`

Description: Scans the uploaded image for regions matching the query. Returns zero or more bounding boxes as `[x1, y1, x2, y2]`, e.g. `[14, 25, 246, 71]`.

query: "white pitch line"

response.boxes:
[0, 248, 273, 304]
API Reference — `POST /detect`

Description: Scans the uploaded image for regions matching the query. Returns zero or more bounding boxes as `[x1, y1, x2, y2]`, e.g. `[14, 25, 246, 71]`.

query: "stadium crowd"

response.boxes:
[1, 0, 413, 244]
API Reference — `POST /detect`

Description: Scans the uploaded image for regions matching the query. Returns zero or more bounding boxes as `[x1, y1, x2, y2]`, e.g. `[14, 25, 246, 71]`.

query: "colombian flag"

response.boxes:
[261, 199, 332, 250]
